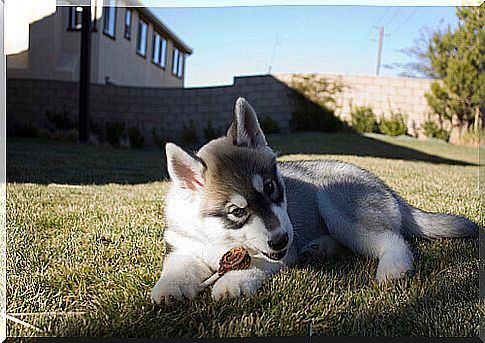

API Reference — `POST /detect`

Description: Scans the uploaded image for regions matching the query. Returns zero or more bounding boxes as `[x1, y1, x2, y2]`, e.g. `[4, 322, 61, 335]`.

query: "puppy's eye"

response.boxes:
[229, 206, 247, 218]
[263, 180, 275, 195]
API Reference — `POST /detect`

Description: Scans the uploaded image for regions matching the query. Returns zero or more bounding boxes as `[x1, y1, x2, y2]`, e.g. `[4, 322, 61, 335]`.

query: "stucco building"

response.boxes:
[7, 4, 193, 88]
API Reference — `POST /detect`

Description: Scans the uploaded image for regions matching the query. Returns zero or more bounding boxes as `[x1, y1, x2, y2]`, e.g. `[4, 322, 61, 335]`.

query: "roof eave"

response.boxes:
[136, 7, 193, 55]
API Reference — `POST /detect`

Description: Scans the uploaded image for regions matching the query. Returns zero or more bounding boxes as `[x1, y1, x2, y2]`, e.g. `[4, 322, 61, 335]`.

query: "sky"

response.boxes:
[151, 5, 459, 87]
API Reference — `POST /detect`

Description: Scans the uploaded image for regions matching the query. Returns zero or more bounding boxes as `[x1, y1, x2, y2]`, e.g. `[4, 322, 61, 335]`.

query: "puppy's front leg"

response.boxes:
[151, 252, 212, 305]
[211, 268, 268, 301]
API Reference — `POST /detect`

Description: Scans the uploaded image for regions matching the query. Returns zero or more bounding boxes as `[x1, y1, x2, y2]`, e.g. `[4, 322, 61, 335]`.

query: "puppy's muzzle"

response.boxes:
[268, 232, 289, 252]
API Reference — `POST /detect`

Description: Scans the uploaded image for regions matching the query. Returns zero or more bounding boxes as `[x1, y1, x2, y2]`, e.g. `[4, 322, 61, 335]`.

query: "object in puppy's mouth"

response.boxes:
[200, 246, 251, 289]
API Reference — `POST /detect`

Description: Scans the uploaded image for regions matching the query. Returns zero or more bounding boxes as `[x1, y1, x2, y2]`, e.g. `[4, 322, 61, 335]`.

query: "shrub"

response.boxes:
[351, 106, 377, 133]
[286, 74, 345, 132]
[290, 94, 342, 132]
[128, 126, 145, 149]
[152, 128, 161, 147]
[260, 116, 281, 134]
[89, 119, 103, 137]
[152, 127, 173, 150]
[46, 107, 77, 131]
[455, 129, 485, 146]
[379, 112, 408, 136]
[105, 122, 125, 146]
[180, 120, 198, 145]
[422, 121, 450, 141]
[203, 120, 222, 142]
[19, 123, 40, 138]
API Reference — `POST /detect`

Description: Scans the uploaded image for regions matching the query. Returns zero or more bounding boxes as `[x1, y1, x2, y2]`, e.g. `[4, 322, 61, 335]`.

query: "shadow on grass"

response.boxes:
[7, 138, 168, 185]
[297, 237, 479, 336]
[268, 132, 477, 167]
[38, 238, 478, 338]
[7, 130, 476, 186]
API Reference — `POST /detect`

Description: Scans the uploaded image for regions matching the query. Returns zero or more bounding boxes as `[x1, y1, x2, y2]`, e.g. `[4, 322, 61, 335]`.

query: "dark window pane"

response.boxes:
[172, 48, 179, 75]
[137, 19, 148, 56]
[103, 5, 116, 37]
[160, 38, 167, 68]
[152, 33, 160, 64]
[124, 9, 132, 38]
[178, 53, 184, 78]
[68, 7, 82, 30]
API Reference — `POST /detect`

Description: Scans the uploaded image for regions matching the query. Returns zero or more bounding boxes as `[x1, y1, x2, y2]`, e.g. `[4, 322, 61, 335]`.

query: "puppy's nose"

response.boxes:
[268, 233, 289, 251]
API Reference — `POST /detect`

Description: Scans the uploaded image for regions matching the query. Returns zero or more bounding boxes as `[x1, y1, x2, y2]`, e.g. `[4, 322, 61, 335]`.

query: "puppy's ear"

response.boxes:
[166, 143, 205, 192]
[227, 97, 268, 149]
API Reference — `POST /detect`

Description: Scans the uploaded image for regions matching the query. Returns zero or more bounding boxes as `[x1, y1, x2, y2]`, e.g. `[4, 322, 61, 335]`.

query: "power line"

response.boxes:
[359, 7, 393, 50]
[384, 7, 403, 27]
[364, 7, 393, 39]
[389, 7, 420, 35]
[371, 6, 393, 28]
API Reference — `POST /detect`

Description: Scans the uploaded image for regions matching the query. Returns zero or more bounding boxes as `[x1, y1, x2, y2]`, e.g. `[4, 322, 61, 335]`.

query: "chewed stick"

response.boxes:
[199, 246, 252, 290]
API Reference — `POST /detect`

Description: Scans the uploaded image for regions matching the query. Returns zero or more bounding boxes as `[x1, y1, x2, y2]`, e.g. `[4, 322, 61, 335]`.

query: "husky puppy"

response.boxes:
[151, 98, 479, 304]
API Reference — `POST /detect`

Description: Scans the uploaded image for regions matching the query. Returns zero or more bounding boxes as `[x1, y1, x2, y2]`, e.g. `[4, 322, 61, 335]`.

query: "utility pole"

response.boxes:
[78, 5, 92, 144]
[376, 26, 384, 76]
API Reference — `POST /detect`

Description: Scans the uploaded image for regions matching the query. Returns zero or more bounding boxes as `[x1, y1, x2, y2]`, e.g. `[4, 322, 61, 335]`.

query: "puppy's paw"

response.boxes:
[211, 270, 264, 301]
[151, 277, 199, 305]
[301, 235, 339, 259]
[376, 250, 414, 282]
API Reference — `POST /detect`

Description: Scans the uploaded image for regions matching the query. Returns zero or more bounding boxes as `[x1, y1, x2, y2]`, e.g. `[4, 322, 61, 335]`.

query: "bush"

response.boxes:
[128, 126, 145, 149]
[260, 116, 281, 134]
[46, 108, 77, 131]
[203, 120, 222, 142]
[379, 112, 408, 136]
[455, 129, 485, 146]
[89, 119, 103, 138]
[290, 94, 342, 132]
[152, 128, 172, 149]
[422, 121, 450, 141]
[351, 106, 377, 133]
[105, 122, 125, 146]
[19, 123, 41, 138]
[180, 120, 198, 145]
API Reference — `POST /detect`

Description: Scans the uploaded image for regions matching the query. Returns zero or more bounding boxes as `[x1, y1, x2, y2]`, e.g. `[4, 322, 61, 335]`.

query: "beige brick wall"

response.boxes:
[275, 73, 435, 136]
[7, 74, 439, 146]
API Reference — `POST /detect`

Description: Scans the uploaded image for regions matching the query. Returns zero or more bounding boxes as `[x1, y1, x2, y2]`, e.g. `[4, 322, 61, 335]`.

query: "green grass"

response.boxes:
[6, 133, 483, 337]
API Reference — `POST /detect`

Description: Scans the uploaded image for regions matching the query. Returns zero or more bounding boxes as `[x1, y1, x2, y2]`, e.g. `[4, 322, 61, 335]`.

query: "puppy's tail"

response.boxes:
[396, 195, 480, 239]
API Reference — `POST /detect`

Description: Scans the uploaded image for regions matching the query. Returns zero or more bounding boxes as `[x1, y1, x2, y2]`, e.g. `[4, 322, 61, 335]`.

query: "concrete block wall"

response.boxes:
[6, 75, 294, 145]
[7, 73, 435, 145]
[275, 73, 434, 136]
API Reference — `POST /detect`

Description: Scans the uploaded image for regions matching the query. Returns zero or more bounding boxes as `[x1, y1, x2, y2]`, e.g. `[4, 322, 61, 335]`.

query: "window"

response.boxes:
[152, 32, 167, 68]
[124, 9, 132, 39]
[152, 32, 161, 64]
[68, 6, 82, 30]
[137, 18, 148, 57]
[177, 52, 184, 78]
[172, 48, 179, 75]
[160, 38, 167, 68]
[103, 1, 116, 38]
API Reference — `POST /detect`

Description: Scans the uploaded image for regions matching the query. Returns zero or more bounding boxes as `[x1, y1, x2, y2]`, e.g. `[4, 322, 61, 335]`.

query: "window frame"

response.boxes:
[102, 3, 117, 39]
[151, 31, 168, 69]
[152, 31, 161, 65]
[67, 6, 83, 31]
[124, 8, 132, 40]
[136, 17, 149, 58]
[160, 37, 167, 69]
[172, 47, 179, 76]
[177, 52, 184, 79]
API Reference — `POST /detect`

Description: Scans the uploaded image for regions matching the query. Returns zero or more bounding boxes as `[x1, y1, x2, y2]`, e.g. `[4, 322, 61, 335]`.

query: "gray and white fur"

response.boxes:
[151, 97, 480, 305]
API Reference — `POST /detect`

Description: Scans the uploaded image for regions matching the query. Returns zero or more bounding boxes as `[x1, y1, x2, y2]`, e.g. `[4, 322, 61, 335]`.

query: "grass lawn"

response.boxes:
[6, 133, 483, 338]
